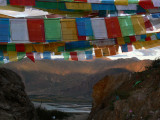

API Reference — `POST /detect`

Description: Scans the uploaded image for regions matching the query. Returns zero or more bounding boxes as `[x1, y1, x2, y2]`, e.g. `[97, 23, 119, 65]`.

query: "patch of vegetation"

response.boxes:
[36, 106, 70, 120]
[115, 90, 130, 100]
[146, 58, 160, 70]
[109, 100, 115, 111]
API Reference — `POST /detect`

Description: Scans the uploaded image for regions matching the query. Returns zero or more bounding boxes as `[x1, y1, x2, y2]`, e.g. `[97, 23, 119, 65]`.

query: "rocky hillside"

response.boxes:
[2, 58, 151, 102]
[88, 59, 160, 120]
[0, 68, 37, 120]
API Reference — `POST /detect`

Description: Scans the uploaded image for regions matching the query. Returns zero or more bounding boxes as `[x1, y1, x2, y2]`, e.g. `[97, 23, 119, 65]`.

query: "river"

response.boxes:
[33, 102, 91, 113]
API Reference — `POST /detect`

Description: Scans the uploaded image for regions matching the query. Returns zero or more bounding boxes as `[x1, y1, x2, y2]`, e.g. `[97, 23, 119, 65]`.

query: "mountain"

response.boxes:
[1, 58, 152, 102]
[0, 68, 37, 120]
[88, 59, 160, 120]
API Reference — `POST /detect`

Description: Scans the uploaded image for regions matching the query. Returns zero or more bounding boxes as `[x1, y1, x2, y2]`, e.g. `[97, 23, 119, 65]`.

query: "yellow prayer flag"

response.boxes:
[117, 37, 125, 45]
[115, 0, 128, 5]
[131, 15, 146, 35]
[8, 51, 17, 62]
[102, 47, 110, 56]
[95, 48, 103, 58]
[25, 44, 33, 53]
[61, 19, 78, 42]
[65, 2, 92, 10]
[0, 5, 24, 12]
[33, 44, 44, 53]
[133, 41, 142, 49]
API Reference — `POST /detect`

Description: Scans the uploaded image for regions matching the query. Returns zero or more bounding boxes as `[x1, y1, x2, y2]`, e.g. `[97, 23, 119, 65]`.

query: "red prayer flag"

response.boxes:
[10, 0, 35, 6]
[127, 43, 133, 52]
[16, 44, 25, 52]
[129, 36, 137, 42]
[139, 0, 157, 9]
[27, 19, 45, 43]
[143, 17, 154, 32]
[70, 52, 78, 61]
[108, 46, 116, 56]
[145, 37, 151, 41]
[105, 17, 122, 38]
[26, 52, 35, 62]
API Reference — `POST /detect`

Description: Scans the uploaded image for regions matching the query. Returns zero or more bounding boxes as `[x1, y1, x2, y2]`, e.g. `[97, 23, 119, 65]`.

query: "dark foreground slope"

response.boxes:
[88, 59, 160, 120]
[0, 68, 37, 120]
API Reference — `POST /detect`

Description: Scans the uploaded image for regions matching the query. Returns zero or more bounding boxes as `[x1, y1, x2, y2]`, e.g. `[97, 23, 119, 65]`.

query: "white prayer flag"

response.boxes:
[10, 19, 29, 43]
[91, 18, 108, 39]
[116, 4, 137, 10]
[0, 0, 7, 6]
[152, 0, 160, 7]
[78, 52, 86, 61]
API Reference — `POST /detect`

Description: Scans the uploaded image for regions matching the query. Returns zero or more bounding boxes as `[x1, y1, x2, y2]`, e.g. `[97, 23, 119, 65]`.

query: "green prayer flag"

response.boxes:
[63, 52, 70, 60]
[118, 16, 135, 37]
[128, 0, 139, 4]
[58, 46, 65, 52]
[35, 1, 66, 10]
[18, 52, 26, 60]
[124, 37, 130, 43]
[0, 45, 7, 52]
[44, 18, 62, 41]
[7, 44, 16, 51]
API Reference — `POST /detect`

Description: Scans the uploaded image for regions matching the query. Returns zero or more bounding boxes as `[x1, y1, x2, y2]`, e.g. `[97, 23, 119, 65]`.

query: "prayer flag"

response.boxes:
[27, 19, 45, 42]
[44, 18, 61, 41]
[105, 17, 122, 38]
[91, 18, 108, 39]
[10, 19, 29, 43]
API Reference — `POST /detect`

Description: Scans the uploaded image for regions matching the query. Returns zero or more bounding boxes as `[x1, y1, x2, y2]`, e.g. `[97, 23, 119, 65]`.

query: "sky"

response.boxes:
[1, 7, 160, 60]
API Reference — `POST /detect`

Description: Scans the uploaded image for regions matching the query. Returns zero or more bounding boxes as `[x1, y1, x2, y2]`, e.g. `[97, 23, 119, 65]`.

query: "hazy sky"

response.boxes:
[1, 7, 160, 60]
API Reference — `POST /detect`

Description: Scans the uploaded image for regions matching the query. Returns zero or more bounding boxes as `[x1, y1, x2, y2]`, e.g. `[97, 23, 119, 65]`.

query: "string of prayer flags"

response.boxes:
[44, 18, 62, 42]
[0, 19, 10, 43]
[27, 19, 45, 43]
[10, 19, 29, 43]
[91, 18, 108, 39]
[61, 19, 78, 41]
